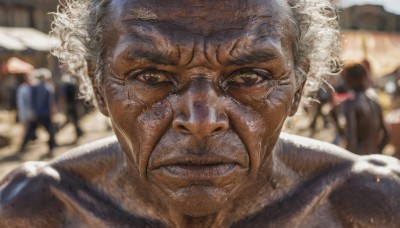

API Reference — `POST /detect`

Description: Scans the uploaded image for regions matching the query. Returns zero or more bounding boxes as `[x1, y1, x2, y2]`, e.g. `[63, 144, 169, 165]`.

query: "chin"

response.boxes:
[166, 185, 230, 217]
[148, 162, 249, 215]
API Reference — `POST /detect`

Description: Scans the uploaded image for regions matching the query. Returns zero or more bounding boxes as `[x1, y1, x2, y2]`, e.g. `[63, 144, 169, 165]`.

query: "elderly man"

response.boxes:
[1, 0, 399, 227]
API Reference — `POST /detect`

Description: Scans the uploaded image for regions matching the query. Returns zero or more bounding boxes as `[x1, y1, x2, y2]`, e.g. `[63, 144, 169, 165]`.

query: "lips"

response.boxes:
[150, 155, 242, 180]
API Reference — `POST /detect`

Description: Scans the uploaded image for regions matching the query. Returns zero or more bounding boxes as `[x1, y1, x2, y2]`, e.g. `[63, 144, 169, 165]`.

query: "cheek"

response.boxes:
[104, 83, 142, 163]
[258, 83, 295, 150]
[227, 83, 295, 174]
[229, 80, 294, 133]
[261, 83, 295, 126]
[135, 100, 174, 171]
[104, 82, 175, 173]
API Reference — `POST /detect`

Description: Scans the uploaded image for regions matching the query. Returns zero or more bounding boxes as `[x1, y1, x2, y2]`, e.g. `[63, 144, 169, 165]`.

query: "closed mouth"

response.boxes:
[151, 156, 241, 180]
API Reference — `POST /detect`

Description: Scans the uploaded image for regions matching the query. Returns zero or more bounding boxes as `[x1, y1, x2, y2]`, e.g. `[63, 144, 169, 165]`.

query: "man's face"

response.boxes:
[98, 0, 302, 216]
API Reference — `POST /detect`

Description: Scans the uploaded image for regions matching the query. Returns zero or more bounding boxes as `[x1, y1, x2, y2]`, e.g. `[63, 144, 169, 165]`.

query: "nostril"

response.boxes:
[173, 111, 229, 137]
[213, 127, 222, 133]
[177, 125, 190, 133]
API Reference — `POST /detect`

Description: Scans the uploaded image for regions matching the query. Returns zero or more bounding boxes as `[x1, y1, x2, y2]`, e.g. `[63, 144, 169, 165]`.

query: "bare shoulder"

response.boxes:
[0, 161, 65, 227]
[330, 154, 400, 227]
[50, 135, 123, 179]
[277, 133, 400, 226]
[0, 136, 123, 227]
[276, 132, 358, 175]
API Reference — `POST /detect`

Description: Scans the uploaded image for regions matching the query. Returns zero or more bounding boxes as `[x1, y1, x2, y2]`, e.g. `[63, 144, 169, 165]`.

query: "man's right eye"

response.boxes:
[226, 68, 272, 87]
[128, 69, 172, 84]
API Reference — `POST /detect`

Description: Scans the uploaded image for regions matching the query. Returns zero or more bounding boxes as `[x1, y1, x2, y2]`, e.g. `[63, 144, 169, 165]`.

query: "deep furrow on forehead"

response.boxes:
[203, 39, 213, 67]
[176, 45, 182, 63]
[176, 40, 221, 69]
[118, 20, 286, 71]
[215, 44, 223, 66]
[181, 39, 197, 67]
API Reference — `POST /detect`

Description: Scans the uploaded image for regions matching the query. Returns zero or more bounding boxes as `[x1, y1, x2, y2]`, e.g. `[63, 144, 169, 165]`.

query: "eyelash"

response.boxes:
[126, 69, 174, 85]
[224, 69, 273, 86]
[125, 68, 272, 89]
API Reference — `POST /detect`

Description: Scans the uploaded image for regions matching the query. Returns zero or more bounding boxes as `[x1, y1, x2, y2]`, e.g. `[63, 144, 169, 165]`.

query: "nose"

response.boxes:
[173, 79, 229, 138]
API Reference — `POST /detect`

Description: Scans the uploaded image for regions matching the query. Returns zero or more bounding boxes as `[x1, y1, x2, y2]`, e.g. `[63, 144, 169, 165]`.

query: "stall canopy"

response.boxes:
[0, 27, 59, 52]
[341, 31, 400, 77]
[4, 57, 34, 74]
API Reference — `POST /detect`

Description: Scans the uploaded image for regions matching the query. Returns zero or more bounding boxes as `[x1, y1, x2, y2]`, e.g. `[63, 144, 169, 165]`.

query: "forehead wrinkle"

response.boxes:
[115, 0, 286, 34]
[124, 49, 176, 65]
[122, 29, 155, 45]
[121, 7, 158, 21]
[226, 51, 279, 66]
[118, 22, 185, 66]
[215, 20, 283, 66]
[112, 0, 295, 68]
[120, 1, 275, 20]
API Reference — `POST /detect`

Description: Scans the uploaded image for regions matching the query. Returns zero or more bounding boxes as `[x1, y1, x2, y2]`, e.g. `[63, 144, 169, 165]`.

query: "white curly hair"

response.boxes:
[51, 0, 341, 103]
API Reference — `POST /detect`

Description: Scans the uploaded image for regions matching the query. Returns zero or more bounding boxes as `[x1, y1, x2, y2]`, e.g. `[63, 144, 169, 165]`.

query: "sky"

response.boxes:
[340, 0, 400, 14]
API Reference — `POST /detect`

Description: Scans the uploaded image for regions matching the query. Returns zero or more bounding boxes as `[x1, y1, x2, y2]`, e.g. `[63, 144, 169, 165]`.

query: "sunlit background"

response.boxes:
[0, 0, 400, 178]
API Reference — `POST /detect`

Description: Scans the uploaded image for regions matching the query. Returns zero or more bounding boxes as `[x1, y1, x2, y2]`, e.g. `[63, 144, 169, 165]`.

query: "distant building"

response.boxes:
[340, 4, 400, 32]
[0, 0, 59, 32]
[0, 0, 60, 109]
[339, 4, 400, 78]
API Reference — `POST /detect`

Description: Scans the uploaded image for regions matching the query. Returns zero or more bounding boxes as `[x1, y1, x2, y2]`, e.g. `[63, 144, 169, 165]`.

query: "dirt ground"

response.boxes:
[0, 108, 396, 180]
[0, 110, 114, 179]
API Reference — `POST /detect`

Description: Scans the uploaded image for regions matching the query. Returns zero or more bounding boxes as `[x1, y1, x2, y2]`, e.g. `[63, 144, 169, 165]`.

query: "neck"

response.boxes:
[168, 211, 220, 228]
[164, 180, 277, 227]
[120, 151, 283, 227]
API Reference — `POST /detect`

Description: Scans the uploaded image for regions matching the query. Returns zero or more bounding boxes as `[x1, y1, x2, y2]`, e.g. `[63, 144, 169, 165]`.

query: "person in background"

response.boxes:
[341, 63, 389, 155]
[392, 68, 400, 109]
[18, 68, 57, 157]
[307, 81, 334, 136]
[60, 73, 83, 141]
[386, 68, 400, 159]
[16, 73, 36, 143]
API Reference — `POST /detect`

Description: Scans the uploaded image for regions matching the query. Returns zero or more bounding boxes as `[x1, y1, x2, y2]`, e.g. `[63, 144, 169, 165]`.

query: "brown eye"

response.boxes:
[134, 70, 171, 84]
[228, 70, 270, 86]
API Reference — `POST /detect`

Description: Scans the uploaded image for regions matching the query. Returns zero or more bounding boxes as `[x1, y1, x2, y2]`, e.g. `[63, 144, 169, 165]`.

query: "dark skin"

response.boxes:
[1, 0, 400, 227]
[341, 66, 390, 155]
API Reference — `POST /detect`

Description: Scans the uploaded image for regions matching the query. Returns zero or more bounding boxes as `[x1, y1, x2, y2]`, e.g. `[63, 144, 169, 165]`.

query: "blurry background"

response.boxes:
[0, 0, 400, 178]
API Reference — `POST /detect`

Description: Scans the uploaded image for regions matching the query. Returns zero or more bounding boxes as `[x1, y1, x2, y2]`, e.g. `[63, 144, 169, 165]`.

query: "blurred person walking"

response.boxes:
[386, 68, 400, 158]
[392, 68, 400, 109]
[60, 73, 83, 141]
[308, 82, 334, 136]
[340, 63, 389, 155]
[15, 73, 36, 141]
[18, 68, 57, 157]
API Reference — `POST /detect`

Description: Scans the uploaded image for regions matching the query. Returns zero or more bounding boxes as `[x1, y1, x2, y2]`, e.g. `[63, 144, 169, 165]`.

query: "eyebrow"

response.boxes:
[124, 49, 176, 65]
[226, 51, 278, 66]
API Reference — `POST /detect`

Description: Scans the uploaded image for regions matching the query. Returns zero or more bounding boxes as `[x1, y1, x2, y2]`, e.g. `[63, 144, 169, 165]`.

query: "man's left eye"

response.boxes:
[131, 70, 171, 84]
[227, 69, 270, 86]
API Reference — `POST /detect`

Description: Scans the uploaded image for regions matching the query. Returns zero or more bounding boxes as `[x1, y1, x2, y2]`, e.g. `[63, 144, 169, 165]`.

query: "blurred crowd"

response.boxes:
[303, 60, 400, 158]
[12, 68, 85, 157]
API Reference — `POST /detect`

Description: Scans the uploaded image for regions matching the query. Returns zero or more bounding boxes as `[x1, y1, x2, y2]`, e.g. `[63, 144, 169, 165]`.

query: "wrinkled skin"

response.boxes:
[1, 0, 400, 227]
[98, 0, 300, 218]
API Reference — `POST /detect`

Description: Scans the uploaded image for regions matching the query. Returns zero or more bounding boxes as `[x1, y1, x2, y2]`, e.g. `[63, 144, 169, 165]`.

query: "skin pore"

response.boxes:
[94, 0, 303, 225]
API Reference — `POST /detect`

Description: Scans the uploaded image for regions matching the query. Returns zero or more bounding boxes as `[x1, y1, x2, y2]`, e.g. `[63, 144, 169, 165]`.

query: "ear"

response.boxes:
[87, 63, 109, 117]
[289, 80, 306, 116]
